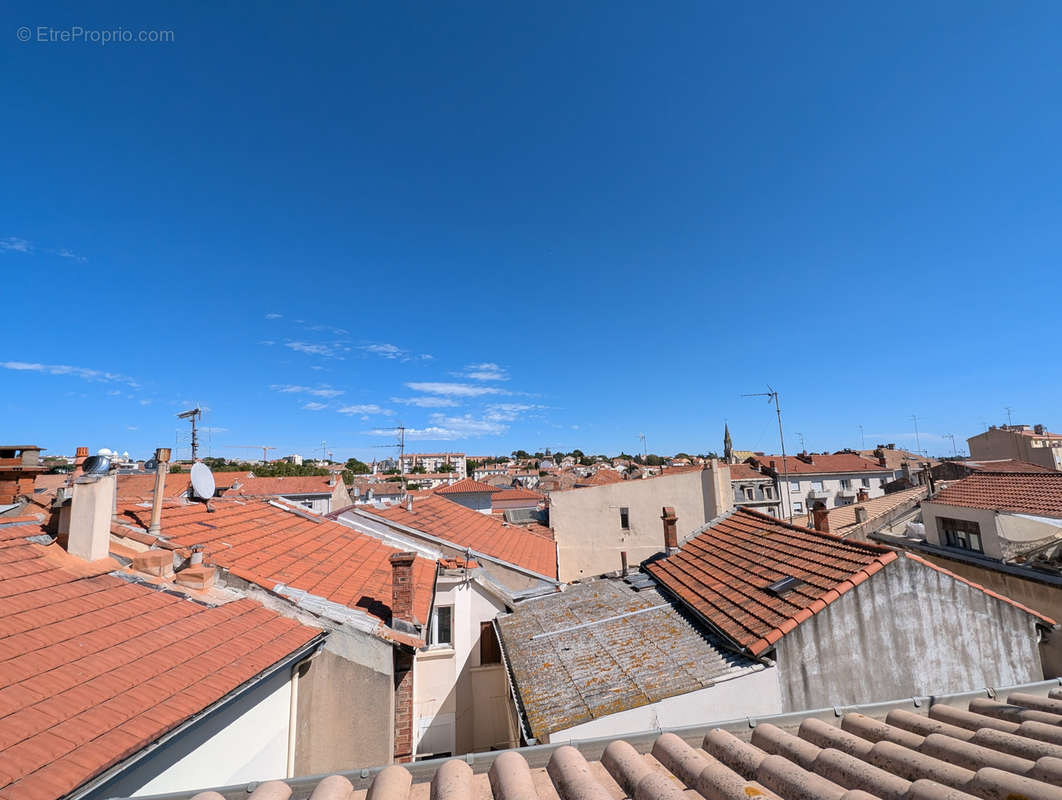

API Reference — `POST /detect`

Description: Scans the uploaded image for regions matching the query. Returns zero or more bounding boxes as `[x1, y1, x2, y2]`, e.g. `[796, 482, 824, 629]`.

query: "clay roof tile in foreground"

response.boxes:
[117, 500, 435, 627]
[928, 471, 1062, 519]
[0, 519, 321, 800]
[164, 681, 1062, 800]
[362, 494, 557, 579]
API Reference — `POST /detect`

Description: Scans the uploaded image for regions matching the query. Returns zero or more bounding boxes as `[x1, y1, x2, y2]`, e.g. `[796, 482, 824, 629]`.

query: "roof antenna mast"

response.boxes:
[742, 385, 793, 523]
[176, 406, 202, 460]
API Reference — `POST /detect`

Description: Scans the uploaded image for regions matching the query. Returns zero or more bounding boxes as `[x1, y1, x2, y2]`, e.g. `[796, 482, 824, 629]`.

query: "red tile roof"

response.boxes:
[961, 459, 1056, 473]
[362, 494, 557, 579]
[224, 475, 335, 496]
[645, 508, 898, 655]
[114, 471, 251, 501]
[117, 500, 436, 627]
[579, 469, 625, 486]
[491, 487, 544, 502]
[749, 453, 890, 475]
[434, 477, 499, 495]
[927, 471, 1062, 519]
[0, 519, 320, 800]
[728, 463, 767, 480]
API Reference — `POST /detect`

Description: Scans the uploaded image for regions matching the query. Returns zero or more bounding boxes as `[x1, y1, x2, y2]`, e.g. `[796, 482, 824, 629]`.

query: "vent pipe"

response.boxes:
[148, 448, 171, 536]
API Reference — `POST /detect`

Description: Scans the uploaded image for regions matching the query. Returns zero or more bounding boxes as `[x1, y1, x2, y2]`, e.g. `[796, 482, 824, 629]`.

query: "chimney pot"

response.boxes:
[877, 454, 888, 468]
[620, 550, 629, 576]
[854, 507, 868, 525]
[661, 506, 678, 556]
[812, 504, 830, 533]
[68, 473, 116, 561]
[406, 495, 414, 513]
[856, 488, 869, 503]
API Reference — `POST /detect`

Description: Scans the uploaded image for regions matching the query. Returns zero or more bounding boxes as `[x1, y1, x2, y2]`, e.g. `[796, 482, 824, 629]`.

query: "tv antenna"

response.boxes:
[372, 425, 407, 464]
[177, 407, 202, 460]
[944, 433, 958, 458]
[638, 433, 647, 460]
[796, 432, 806, 453]
[742, 385, 793, 523]
[910, 414, 922, 457]
[858, 424, 865, 450]
[1004, 406, 1014, 426]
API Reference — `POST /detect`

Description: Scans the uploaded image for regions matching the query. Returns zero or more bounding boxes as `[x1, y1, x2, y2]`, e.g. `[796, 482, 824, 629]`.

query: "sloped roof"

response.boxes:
[117, 500, 435, 627]
[857, 448, 940, 470]
[750, 453, 890, 475]
[728, 463, 767, 480]
[115, 471, 251, 501]
[434, 477, 499, 495]
[645, 508, 902, 655]
[578, 469, 625, 486]
[0, 518, 320, 800]
[825, 485, 928, 531]
[928, 471, 1062, 519]
[224, 474, 335, 496]
[496, 579, 762, 738]
[961, 459, 1056, 473]
[361, 494, 557, 579]
[491, 487, 544, 502]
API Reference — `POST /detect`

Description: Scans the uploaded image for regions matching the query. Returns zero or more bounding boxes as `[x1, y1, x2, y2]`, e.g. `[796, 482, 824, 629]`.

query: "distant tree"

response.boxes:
[410, 465, 427, 474]
[169, 464, 184, 473]
[674, 452, 693, 461]
[384, 468, 400, 475]
[534, 452, 544, 459]
[345, 457, 370, 474]
[436, 463, 456, 473]
[511, 450, 530, 459]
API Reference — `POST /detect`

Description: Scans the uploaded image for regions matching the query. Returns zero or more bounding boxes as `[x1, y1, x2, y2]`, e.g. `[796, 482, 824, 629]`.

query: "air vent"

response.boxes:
[766, 576, 804, 596]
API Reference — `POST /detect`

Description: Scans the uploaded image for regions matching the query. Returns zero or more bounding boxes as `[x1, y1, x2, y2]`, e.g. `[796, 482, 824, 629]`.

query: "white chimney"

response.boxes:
[148, 447, 171, 536]
[68, 473, 116, 561]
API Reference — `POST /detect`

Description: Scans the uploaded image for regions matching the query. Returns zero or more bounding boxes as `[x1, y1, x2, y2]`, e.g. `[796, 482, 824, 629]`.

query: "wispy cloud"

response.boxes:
[127, 426, 139, 431]
[285, 341, 348, 358]
[0, 237, 32, 253]
[367, 412, 508, 441]
[338, 404, 395, 416]
[485, 402, 545, 422]
[201, 426, 228, 433]
[1, 361, 140, 388]
[270, 384, 344, 398]
[360, 343, 434, 362]
[456, 362, 509, 381]
[391, 396, 460, 408]
[301, 401, 328, 411]
[405, 381, 508, 397]
[265, 313, 283, 319]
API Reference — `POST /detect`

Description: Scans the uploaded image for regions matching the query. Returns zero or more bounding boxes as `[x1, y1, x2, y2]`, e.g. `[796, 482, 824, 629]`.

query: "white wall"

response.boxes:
[87, 668, 294, 799]
[781, 474, 887, 516]
[547, 666, 781, 743]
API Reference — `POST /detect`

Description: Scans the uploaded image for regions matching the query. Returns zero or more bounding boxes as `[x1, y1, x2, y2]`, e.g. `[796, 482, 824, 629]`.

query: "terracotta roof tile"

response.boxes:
[434, 477, 500, 495]
[928, 471, 1062, 518]
[117, 500, 435, 626]
[645, 508, 899, 656]
[824, 486, 928, 531]
[0, 520, 320, 800]
[362, 494, 557, 579]
[224, 475, 335, 496]
[749, 454, 891, 475]
[491, 487, 544, 502]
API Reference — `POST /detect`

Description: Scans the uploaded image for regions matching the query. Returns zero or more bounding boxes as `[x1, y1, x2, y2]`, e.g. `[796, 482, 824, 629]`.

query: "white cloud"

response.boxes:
[301, 401, 328, 411]
[265, 313, 283, 319]
[140, 399, 152, 406]
[107, 389, 122, 396]
[458, 362, 509, 381]
[0, 237, 32, 253]
[405, 382, 508, 397]
[201, 426, 228, 433]
[485, 402, 545, 422]
[1, 361, 140, 388]
[361, 343, 405, 359]
[285, 341, 347, 358]
[391, 396, 460, 408]
[368, 412, 509, 441]
[270, 384, 344, 398]
[52, 248, 86, 262]
[338, 404, 394, 416]
[127, 425, 138, 431]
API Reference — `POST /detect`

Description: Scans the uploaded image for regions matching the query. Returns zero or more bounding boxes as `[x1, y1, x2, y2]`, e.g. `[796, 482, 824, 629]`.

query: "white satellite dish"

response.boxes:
[190, 461, 216, 500]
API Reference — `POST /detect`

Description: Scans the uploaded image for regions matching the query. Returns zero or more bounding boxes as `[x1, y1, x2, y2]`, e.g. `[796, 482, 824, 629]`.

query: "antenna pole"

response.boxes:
[859, 424, 865, 450]
[796, 432, 806, 453]
[743, 385, 793, 523]
[945, 433, 957, 458]
[910, 414, 921, 457]
[1004, 406, 1013, 426]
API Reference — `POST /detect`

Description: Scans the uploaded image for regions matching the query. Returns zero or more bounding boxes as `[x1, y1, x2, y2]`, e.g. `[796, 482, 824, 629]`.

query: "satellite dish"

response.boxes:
[190, 461, 216, 499]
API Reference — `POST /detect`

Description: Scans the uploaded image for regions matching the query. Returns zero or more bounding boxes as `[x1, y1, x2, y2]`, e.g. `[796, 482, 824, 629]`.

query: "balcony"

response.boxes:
[837, 484, 857, 496]
[807, 487, 830, 501]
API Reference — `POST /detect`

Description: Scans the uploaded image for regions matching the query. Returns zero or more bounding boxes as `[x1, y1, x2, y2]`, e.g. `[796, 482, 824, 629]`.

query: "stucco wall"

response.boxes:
[774, 556, 1044, 711]
[293, 627, 393, 774]
[545, 666, 782, 743]
[921, 503, 1003, 559]
[88, 667, 293, 799]
[550, 466, 733, 581]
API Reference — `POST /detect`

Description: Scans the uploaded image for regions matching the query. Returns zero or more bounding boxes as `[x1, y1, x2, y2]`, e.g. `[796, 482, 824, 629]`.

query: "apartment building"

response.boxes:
[968, 423, 1062, 471]
[399, 452, 467, 478]
[746, 452, 892, 518]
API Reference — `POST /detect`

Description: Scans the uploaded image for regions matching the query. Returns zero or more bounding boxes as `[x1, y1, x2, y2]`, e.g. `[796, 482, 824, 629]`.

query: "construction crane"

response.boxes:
[230, 445, 277, 463]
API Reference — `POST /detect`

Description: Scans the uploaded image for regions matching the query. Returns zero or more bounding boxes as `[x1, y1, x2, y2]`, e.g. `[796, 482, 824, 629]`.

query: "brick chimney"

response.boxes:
[68, 473, 116, 561]
[661, 506, 678, 556]
[877, 454, 888, 468]
[856, 488, 869, 503]
[72, 446, 89, 479]
[812, 504, 830, 533]
[389, 552, 418, 631]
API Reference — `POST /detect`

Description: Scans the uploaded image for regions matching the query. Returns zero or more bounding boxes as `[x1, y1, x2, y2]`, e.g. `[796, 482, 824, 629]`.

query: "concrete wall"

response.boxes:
[443, 492, 493, 514]
[293, 626, 394, 774]
[732, 477, 782, 518]
[774, 556, 1045, 711]
[922, 501, 1062, 562]
[967, 428, 1062, 469]
[545, 666, 782, 744]
[88, 667, 293, 799]
[550, 465, 733, 581]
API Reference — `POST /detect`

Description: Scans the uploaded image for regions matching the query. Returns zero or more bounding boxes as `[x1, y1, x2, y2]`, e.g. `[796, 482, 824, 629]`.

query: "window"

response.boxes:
[479, 621, 501, 665]
[619, 507, 630, 530]
[861, 478, 870, 488]
[811, 480, 823, 491]
[430, 605, 453, 647]
[840, 479, 851, 489]
[743, 486, 755, 500]
[939, 517, 983, 553]
[763, 485, 774, 499]
[790, 481, 800, 492]
[793, 501, 803, 513]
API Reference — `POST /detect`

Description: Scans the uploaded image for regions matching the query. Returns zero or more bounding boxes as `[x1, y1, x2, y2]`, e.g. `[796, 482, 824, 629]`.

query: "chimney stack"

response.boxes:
[148, 448, 171, 536]
[68, 472, 116, 561]
[854, 507, 868, 525]
[389, 552, 418, 631]
[877, 454, 888, 468]
[856, 488, 869, 503]
[812, 505, 830, 533]
[620, 550, 629, 577]
[406, 495, 414, 513]
[661, 506, 678, 556]
[73, 446, 89, 479]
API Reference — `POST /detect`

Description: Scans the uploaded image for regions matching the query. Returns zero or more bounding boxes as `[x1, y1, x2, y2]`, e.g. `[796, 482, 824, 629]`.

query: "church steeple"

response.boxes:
[723, 423, 733, 463]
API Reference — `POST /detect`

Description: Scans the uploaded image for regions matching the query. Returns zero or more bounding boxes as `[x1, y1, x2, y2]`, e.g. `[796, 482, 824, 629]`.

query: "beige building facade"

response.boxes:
[967, 424, 1062, 470]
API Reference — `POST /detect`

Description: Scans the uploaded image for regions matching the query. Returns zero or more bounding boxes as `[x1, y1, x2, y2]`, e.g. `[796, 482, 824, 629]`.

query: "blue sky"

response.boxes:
[3, 2, 1061, 462]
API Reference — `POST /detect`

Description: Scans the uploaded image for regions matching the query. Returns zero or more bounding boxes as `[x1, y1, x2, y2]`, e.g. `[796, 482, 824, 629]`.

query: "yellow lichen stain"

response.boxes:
[743, 787, 764, 797]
